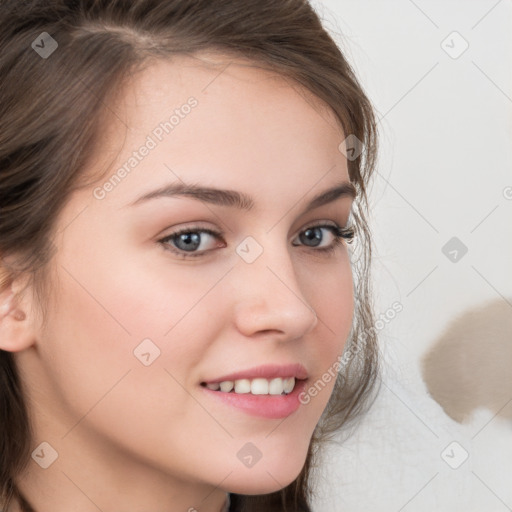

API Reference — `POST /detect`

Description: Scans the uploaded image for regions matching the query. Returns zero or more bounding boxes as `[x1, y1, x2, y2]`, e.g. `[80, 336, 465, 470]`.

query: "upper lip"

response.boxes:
[201, 363, 309, 384]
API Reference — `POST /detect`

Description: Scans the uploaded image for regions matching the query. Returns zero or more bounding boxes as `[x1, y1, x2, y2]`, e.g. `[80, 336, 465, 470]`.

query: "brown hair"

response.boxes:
[0, 1, 380, 510]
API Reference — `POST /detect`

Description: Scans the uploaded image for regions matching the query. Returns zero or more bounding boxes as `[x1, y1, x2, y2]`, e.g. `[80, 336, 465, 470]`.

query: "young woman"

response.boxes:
[0, 1, 380, 510]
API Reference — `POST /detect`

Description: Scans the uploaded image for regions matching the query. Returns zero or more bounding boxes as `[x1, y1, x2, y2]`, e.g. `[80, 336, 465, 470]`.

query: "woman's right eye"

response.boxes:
[159, 227, 226, 259]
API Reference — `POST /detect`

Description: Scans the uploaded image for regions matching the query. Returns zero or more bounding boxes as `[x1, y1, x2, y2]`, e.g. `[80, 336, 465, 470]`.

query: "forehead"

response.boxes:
[83, 54, 349, 205]
[123, 53, 339, 122]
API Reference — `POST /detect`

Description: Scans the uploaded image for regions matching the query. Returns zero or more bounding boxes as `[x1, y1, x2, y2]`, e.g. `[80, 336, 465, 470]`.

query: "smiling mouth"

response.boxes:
[200, 376, 301, 396]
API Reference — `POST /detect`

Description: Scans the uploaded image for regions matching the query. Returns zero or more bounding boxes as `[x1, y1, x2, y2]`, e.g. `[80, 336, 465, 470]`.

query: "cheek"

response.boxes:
[309, 252, 354, 354]
[38, 272, 140, 425]
[39, 239, 230, 420]
[38, 261, 226, 470]
[300, 253, 354, 411]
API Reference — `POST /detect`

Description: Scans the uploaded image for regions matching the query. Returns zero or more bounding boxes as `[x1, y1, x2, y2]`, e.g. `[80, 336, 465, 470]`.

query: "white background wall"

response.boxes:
[309, 1, 512, 511]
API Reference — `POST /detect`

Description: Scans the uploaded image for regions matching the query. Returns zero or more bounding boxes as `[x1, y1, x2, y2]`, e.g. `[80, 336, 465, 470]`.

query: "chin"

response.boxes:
[226, 456, 306, 496]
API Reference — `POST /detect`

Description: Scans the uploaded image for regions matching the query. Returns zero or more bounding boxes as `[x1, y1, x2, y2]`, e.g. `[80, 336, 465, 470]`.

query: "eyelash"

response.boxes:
[158, 222, 355, 260]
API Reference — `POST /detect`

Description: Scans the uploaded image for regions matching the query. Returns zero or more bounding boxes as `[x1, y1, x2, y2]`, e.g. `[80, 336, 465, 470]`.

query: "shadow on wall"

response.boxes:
[421, 298, 512, 424]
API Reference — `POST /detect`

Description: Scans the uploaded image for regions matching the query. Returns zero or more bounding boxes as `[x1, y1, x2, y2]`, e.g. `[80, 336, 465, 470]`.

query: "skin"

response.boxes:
[0, 54, 355, 511]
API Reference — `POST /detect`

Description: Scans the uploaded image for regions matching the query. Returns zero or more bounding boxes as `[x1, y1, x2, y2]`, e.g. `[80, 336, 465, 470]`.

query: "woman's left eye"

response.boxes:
[158, 223, 354, 259]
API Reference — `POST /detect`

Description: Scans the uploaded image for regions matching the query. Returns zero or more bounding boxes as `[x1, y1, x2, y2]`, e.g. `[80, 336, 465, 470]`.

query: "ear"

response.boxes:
[0, 267, 36, 352]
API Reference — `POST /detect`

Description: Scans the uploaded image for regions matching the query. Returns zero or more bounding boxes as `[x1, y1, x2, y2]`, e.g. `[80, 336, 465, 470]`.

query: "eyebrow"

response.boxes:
[129, 180, 356, 213]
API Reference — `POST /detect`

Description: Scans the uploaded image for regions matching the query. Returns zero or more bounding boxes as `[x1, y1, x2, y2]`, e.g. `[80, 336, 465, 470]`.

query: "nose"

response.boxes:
[231, 240, 318, 342]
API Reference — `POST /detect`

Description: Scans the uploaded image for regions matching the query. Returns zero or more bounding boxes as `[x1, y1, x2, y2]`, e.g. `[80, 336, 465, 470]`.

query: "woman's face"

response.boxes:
[18, 55, 355, 506]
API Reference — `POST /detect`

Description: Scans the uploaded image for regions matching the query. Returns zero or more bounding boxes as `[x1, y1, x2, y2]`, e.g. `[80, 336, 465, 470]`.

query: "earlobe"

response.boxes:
[0, 286, 34, 353]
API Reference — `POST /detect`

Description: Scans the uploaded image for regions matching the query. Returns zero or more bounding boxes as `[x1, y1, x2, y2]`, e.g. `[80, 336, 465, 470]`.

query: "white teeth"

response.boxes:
[219, 381, 234, 392]
[283, 377, 295, 394]
[251, 378, 269, 395]
[234, 379, 251, 393]
[268, 378, 284, 395]
[204, 377, 296, 395]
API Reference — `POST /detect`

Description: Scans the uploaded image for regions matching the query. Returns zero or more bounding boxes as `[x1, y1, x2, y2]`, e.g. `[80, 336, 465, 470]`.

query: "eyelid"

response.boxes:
[158, 218, 345, 239]
[158, 223, 222, 241]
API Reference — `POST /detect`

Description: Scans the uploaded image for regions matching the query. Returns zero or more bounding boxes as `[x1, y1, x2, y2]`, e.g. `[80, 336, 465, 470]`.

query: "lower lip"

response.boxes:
[200, 379, 308, 419]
